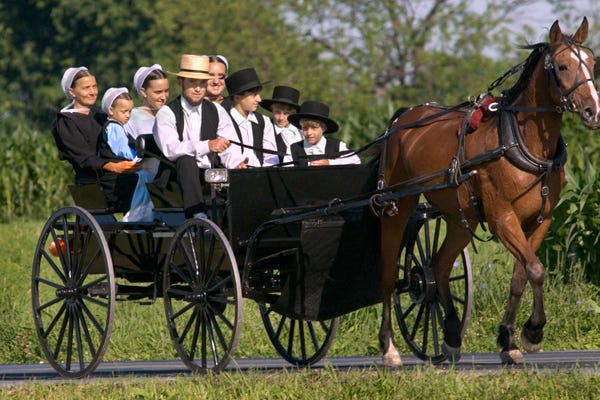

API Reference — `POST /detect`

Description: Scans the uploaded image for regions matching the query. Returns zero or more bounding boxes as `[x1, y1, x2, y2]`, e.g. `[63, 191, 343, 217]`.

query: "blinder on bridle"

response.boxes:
[544, 39, 597, 112]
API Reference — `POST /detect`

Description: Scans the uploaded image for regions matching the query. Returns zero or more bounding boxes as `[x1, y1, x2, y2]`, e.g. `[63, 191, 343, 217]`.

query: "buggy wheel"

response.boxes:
[393, 204, 473, 364]
[31, 206, 115, 378]
[163, 218, 241, 373]
[259, 303, 339, 366]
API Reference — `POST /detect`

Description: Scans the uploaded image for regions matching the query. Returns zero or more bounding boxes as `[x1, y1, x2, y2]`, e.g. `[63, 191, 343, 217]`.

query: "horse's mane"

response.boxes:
[500, 42, 550, 105]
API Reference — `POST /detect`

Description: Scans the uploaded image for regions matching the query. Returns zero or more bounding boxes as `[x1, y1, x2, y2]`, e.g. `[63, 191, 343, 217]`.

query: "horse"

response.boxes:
[378, 17, 600, 366]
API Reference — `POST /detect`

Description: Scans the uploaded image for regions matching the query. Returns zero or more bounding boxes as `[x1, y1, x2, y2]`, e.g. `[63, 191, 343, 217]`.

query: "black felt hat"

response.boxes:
[260, 85, 301, 112]
[225, 68, 271, 96]
[288, 101, 339, 134]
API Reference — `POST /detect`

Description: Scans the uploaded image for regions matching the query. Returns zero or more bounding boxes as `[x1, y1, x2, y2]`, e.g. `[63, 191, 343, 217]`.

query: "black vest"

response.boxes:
[228, 110, 267, 165]
[273, 122, 287, 164]
[290, 138, 341, 167]
[167, 97, 221, 167]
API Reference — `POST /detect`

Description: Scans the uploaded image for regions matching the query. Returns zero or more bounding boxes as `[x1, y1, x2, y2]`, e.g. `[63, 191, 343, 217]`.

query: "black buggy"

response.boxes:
[31, 136, 473, 378]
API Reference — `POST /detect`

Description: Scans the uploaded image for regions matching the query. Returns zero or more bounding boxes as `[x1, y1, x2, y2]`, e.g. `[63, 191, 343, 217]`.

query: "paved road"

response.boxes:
[1, 351, 599, 385]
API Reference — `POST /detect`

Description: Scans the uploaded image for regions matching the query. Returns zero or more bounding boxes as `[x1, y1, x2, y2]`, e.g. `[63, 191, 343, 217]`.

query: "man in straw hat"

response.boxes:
[153, 54, 235, 219]
[260, 85, 303, 164]
[285, 101, 360, 166]
[218, 67, 279, 168]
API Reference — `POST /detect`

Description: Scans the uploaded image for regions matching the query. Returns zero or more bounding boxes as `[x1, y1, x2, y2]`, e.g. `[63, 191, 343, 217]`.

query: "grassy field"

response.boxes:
[1, 218, 600, 398]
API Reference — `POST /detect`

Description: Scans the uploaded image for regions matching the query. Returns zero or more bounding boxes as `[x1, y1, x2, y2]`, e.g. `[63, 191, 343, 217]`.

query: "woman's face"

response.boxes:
[141, 78, 169, 112]
[70, 75, 98, 108]
[206, 61, 227, 99]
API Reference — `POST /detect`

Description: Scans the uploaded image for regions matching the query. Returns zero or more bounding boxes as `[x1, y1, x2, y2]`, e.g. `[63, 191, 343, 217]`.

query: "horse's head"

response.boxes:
[546, 17, 600, 129]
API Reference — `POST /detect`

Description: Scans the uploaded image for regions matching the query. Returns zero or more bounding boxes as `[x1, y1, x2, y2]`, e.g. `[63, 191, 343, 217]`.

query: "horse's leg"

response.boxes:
[493, 214, 550, 364]
[432, 219, 472, 360]
[379, 200, 415, 367]
[518, 220, 553, 353]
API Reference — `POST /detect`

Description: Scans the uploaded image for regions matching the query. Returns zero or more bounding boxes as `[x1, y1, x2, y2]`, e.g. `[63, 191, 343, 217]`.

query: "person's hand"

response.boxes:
[236, 157, 249, 169]
[208, 137, 230, 153]
[103, 160, 140, 174]
[308, 159, 329, 166]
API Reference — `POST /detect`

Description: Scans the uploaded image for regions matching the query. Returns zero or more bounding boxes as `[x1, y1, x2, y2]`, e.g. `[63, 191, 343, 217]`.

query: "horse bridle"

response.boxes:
[544, 39, 597, 113]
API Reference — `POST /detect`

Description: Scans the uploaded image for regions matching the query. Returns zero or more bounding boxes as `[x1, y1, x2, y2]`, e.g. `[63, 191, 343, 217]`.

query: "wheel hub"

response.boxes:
[408, 265, 437, 304]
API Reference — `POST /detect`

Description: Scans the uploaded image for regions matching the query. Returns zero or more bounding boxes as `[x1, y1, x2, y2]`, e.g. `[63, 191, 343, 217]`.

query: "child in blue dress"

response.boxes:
[101, 87, 156, 221]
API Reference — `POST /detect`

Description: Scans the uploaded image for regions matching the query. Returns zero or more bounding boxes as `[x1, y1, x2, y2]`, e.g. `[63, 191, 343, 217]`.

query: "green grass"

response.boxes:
[3, 366, 600, 399]
[2, 219, 600, 397]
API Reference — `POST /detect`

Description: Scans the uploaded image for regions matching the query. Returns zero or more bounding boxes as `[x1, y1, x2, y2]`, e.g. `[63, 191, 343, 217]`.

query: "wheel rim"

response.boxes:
[393, 208, 473, 363]
[163, 218, 241, 373]
[259, 303, 339, 366]
[31, 206, 115, 378]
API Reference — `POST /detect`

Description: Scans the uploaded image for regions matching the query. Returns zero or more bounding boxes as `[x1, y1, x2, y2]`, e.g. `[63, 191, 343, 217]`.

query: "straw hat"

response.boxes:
[169, 54, 212, 80]
[288, 101, 339, 134]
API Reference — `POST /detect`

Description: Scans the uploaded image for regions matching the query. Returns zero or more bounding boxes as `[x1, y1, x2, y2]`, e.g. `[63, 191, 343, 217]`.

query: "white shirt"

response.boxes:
[219, 108, 279, 168]
[283, 137, 361, 166]
[153, 97, 236, 169]
[125, 107, 155, 138]
[275, 124, 303, 148]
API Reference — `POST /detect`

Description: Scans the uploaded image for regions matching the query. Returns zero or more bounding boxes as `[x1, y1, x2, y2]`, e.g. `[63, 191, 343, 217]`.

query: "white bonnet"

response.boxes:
[60, 66, 88, 99]
[215, 55, 229, 73]
[101, 87, 129, 114]
[133, 64, 163, 96]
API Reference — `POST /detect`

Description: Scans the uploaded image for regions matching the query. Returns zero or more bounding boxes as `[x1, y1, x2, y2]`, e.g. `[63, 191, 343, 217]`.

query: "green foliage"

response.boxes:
[0, 115, 72, 222]
[539, 114, 600, 284]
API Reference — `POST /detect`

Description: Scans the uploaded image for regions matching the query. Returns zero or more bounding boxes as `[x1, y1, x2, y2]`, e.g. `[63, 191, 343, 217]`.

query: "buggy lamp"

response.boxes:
[205, 168, 228, 183]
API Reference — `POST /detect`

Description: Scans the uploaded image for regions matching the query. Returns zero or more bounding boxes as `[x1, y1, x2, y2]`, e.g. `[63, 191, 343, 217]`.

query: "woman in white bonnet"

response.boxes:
[51, 66, 139, 212]
[125, 64, 169, 138]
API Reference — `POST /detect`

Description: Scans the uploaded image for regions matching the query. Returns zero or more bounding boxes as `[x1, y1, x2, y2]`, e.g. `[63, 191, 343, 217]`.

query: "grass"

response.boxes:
[2, 219, 600, 398]
[3, 366, 600, 399]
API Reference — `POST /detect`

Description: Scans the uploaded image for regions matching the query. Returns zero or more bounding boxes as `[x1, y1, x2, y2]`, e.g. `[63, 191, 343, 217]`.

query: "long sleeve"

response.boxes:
[328, 141, 361, 165]
[53, 111, 107, 171]
[105, 122, 136, 160]
[153, 104, 210, 162]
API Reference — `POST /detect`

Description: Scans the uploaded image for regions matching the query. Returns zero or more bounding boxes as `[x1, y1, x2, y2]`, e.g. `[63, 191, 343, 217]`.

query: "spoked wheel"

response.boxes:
[393, 204, 473, 364]
[31, 206, 115, 378]
[259, 303, 339, 366]
[163, 218, 242, 373]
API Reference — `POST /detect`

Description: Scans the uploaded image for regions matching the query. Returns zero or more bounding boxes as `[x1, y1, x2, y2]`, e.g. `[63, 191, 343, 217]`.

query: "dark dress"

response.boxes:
[52, 106, 137, 212]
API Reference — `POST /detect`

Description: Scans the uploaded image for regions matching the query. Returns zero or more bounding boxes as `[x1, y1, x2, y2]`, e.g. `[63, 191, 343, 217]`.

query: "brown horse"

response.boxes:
[379, 17, 600, 366]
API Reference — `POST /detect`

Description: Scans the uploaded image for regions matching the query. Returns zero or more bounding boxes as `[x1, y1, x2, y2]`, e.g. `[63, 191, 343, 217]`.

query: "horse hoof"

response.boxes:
[520, 330, 542, 353]
[499, 349, 524, 365]
[382, 353, 403, 367]
[442, 342, 461, 363]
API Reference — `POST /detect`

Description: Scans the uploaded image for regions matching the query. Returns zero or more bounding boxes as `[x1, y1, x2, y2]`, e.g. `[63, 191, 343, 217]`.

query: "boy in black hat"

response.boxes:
[219, 68, 279, 168]
[260, 85, 303, 163]
[285, 101, 360, 166]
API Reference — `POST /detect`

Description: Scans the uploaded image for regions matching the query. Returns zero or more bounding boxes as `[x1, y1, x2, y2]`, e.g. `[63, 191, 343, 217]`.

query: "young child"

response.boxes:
[260, 85, 303, 163]
[101, 87, 155, 221]
[285, 101, 361, 166]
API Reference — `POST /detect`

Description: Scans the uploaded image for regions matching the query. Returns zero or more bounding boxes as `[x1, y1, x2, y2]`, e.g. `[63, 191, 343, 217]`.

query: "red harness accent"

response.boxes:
[467, 96, 498, 132]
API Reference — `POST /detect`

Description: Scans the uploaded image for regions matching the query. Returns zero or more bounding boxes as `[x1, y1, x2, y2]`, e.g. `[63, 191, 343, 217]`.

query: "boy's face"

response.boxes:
[235, 89, 262, 114]
[300, 119, 325, 145]
[271, 103, 296, 128]
[109, 98, 134, 124]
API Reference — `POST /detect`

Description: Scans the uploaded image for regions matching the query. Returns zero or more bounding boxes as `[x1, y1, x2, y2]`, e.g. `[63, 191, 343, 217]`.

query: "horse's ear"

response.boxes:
[549, 20, 563, 43]
[572, 16, 589, 44]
